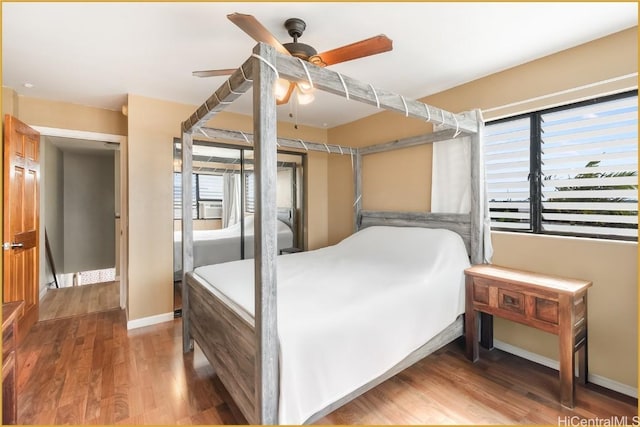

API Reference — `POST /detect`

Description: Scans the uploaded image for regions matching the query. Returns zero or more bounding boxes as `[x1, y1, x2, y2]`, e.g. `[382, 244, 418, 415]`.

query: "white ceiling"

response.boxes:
[3, 2, 637, 128]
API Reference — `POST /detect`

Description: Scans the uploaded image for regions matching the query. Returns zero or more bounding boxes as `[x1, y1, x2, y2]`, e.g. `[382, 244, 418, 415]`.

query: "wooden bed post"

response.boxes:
[353, 151, 362, 232]
[469, 109, 485, 265]
[252, 42, 279, 425]
[181, 130, 194, 353]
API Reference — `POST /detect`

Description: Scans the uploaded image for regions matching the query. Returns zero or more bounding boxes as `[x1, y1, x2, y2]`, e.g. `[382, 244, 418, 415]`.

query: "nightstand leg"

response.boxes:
[578, 342, 587, 386]
[578, 294, 588, 386]
[480, 313, 494, 350]
[558, 294, 575, 408]
[465, 311, 479, 362]
[465, 276, 479, 362]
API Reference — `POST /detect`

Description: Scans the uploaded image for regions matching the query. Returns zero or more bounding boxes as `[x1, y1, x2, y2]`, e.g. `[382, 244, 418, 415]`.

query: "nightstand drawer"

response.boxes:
[498, 289, 524, 314]
[535, 297, 559, 324]
[473, 282, 490, 305]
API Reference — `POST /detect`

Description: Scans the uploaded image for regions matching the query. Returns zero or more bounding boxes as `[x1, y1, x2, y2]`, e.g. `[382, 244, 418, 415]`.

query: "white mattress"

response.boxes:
[193, 226, 470, 424]
[174, 215, 293, 274]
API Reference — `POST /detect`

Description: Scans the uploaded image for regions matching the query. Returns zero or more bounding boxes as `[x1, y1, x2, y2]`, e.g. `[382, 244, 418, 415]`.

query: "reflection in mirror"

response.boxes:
[173, 139, 305, 315]
[242, 151, 304, 257]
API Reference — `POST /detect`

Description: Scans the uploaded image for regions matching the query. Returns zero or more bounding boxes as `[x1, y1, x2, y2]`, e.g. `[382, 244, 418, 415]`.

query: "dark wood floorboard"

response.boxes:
[16, 310, 637, 425]
[39, 281, 120, 321]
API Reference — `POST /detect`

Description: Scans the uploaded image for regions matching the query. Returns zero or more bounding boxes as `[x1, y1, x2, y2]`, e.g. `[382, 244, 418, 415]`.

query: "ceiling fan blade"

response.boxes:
[313, 35, 393, 67]
[276, 82, 295, 106]
[192, 69, 237, 78]
[227, 13, 290, 55]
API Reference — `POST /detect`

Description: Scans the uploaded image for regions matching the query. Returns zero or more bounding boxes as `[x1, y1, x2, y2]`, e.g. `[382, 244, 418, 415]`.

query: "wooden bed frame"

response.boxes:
[180, 42, 485, 424]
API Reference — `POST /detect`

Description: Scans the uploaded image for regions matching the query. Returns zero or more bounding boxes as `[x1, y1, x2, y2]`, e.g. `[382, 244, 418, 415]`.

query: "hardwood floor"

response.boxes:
[17, 310, 636, 425]
[39, 281, 120, 321]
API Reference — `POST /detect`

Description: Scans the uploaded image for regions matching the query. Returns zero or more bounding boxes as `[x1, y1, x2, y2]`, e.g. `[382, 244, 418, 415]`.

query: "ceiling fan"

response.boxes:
[193, 13, 393, 105]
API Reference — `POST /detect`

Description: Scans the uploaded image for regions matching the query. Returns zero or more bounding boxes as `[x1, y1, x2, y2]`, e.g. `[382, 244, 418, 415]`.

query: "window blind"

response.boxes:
[540, 96, 638, 238]
[173, 173, 197, 219]
[245, 172, 255, 213]
[198, 174, 223, 200]
[484, 117, 531, 230]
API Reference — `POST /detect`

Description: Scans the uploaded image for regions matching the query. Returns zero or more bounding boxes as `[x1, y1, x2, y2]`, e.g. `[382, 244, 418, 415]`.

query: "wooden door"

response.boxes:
[3, 115, 40, 342]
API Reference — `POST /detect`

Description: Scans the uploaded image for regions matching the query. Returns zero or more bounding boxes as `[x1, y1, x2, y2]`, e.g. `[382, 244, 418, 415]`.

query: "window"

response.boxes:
[245, 172, 255, 213]
[485, 91, 638, 240]
[173, 173, 223, 219]
[197, 174, 223, 201]
[173, 173, 196, 219]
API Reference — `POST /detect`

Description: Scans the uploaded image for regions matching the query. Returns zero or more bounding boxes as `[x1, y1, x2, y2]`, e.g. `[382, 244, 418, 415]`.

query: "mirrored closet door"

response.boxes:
[173, 140, 305, 314]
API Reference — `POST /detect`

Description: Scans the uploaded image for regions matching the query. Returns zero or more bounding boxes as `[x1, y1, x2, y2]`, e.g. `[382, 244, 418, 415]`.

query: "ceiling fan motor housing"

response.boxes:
[283, 18, 318, 60]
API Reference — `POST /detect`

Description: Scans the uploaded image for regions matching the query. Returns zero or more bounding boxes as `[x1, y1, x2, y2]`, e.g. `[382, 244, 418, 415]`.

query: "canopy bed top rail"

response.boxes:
[359, 127, 470, 155]
[275, 52, 477, 135]
[182, 42, 478, 135]
[196, 127, 357, 155]
[182, 57, 255, 134]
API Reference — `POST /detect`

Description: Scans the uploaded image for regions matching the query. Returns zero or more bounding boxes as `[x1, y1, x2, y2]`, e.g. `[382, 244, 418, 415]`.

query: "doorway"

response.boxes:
[33, 126, 128, 321]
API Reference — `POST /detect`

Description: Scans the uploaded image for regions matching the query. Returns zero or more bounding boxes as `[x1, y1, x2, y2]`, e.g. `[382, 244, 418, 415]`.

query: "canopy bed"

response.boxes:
[179, 42, 487, 424]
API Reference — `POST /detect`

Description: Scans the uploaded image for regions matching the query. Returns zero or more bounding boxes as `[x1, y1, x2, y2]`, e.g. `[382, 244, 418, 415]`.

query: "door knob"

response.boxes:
[2, 242, 23, 250]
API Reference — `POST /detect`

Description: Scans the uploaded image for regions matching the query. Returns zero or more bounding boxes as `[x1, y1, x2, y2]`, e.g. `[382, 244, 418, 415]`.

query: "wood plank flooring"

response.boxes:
[39, 281, 120, 321]
[17, 309, 636, 425]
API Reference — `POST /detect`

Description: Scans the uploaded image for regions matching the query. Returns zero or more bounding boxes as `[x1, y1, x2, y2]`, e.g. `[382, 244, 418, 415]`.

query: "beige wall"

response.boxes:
[326, 27, 638, 389]
[126, 94, 328, 321]
[18, 96, 127, 136]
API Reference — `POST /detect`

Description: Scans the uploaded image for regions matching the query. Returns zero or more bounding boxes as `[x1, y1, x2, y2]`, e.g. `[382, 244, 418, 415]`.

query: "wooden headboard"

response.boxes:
[358, 210, 472, 257]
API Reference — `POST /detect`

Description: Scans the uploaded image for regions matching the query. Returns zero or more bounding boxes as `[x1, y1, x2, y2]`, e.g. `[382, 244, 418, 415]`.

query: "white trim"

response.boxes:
[31, 126, 125, 144]
[34, 125, 129, 314]
[493, 339, 638, 398]
[127, 312, 174, 330]
[482, 73, 638, 116]
[39, 285, 48, 301]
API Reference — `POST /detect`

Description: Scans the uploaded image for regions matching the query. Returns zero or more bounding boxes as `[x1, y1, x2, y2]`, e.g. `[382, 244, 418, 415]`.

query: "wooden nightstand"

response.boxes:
[464, 264, 592, 409]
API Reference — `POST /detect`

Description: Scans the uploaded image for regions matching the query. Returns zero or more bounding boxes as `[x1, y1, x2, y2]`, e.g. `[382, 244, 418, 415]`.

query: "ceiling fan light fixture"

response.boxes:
[297, 81, 313, 93]
[296, 87, 315, 105]
[275, 78, 292, 102]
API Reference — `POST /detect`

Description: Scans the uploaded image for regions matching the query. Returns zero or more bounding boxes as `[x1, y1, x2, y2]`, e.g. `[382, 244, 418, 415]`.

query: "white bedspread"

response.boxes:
[174, 216, 293, 274]
[193, 226, 470, 424]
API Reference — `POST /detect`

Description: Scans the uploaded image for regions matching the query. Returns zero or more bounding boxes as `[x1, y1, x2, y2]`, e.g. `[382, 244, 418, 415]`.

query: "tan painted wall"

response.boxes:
[326, 27, 638, 388]
[17, 96, 127, 136]
[126, 94, 328, 321]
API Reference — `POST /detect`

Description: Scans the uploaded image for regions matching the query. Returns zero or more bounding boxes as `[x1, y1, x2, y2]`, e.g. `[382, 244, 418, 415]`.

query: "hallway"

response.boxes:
[39, 281, 120, 321]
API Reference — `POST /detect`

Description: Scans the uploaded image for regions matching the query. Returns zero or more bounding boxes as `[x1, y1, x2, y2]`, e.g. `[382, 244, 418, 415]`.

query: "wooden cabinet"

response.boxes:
[464, 265, 591, 408]
[3, 301, 24, 425]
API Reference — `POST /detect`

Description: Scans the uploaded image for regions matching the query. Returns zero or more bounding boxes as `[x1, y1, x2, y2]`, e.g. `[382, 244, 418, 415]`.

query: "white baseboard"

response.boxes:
[127, 312, 174, 330]
[493, 339, 638, 398]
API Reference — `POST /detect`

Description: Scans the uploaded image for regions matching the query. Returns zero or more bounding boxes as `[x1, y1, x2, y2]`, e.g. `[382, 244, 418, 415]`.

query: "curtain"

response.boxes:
[431, 136, 493, 263]
[222, 173, 241, 228]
